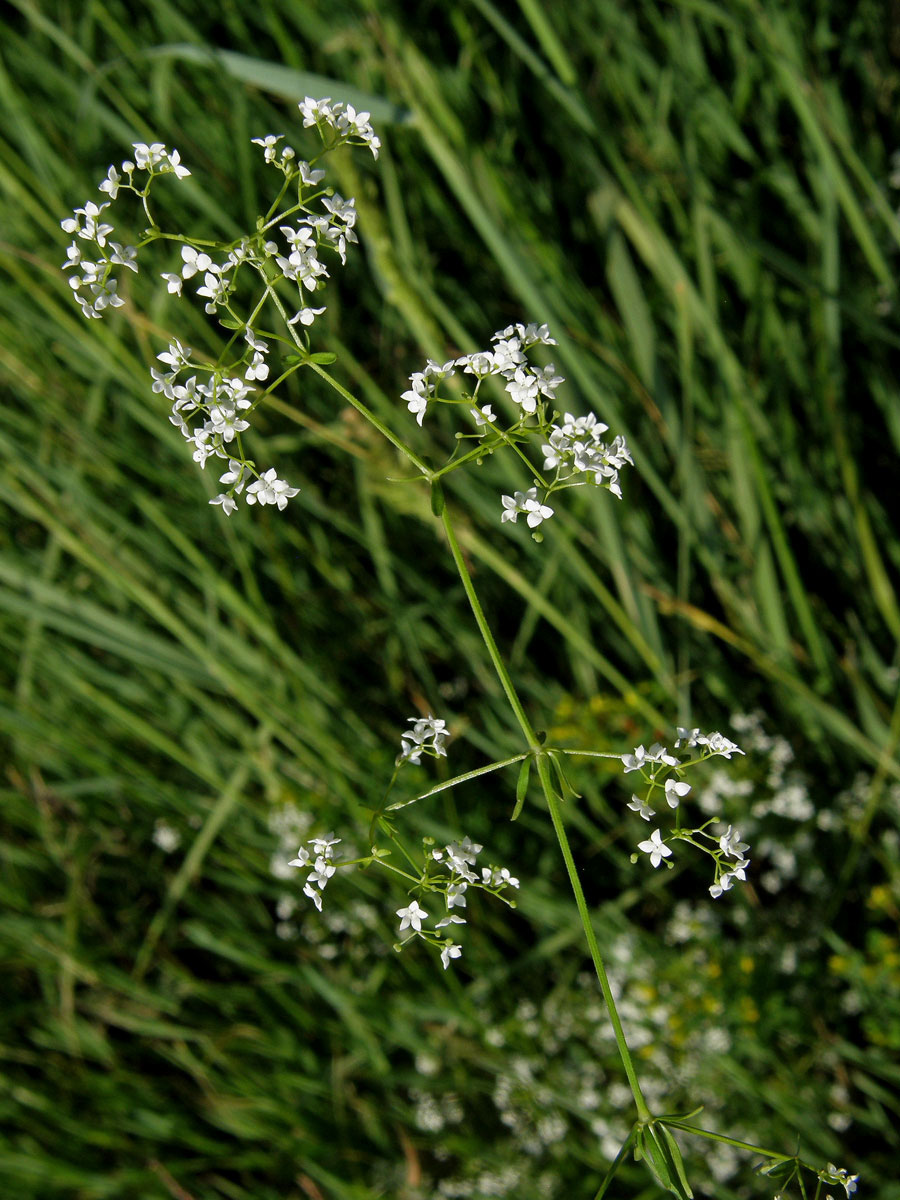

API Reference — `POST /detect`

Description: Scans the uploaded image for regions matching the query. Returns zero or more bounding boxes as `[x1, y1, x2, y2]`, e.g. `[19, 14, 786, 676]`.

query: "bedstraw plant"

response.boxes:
[60, 98, 859, 1200]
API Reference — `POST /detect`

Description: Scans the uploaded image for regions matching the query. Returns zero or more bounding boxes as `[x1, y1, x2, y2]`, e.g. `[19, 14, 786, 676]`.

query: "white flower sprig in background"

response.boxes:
[392, 834, 521, 971]
[402, 322, 632, 537]
[623, 730, 752, 898]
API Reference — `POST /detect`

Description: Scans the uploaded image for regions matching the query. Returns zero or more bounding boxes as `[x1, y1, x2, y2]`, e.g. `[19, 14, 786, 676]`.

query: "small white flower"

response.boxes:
[98, 165, 122, 198]
[500, 487, 553, 528]
[402, 379, 429, 426]
[180, 245, 216, 279]
[719, 825, 750, 860]
[637, 828, 672, 868]
[397, 900, 428, 933]
[251, 134, 284, 162]
[210, 494, 238, 515]
[288, 305, 326, 326]
[822, 1164, 859, 1197]
[709, 874, 734, 899]
[704, 732, 744, 758]
[288, 846, 311, 869]
[440, 942, 462, 970]
[664, 779, 691, 808]
[303, 881, 323, 911]
[309, 833, 341, 858]
[627, 794, 655, 821]
[470, 404, 495, 427]
[308, 856, 336, 889]
[435, 914, 466, 928]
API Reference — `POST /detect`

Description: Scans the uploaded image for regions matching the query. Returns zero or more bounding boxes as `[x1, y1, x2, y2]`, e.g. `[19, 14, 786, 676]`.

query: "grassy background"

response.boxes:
[2, 0, 900, 1196]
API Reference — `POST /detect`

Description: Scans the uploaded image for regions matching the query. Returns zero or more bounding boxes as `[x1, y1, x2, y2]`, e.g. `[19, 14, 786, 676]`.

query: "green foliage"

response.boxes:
[2, 0, 899, 1197]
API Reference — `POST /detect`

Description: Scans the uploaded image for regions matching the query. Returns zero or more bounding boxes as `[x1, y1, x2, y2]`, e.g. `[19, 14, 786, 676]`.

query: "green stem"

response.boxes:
[308, 362, 433, 477]
[441, 508, 538, 748]
[537, 752, 650, 1121]
[441, 503, 650, 1121]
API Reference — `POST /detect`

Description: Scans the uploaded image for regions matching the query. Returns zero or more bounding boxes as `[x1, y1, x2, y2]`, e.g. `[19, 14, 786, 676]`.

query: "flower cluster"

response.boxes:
[542, 413, 633, 500]
[403, 323, 558, 429]
[622, 732, 752, 898]
[298, 95, 381, 158]
[63, 105, 378, 517]
[395, 836, 521, 970]
[153, 336, 300, 515]
[399, 714, 450, 765]
[288, 832, 342, 912]
[61, 144, 190, 319]
[402, 322, 631, 533]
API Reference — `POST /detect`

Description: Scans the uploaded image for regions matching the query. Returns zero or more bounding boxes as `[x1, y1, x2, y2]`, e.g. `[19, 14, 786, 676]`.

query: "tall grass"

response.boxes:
[2, 1, 899, 1196]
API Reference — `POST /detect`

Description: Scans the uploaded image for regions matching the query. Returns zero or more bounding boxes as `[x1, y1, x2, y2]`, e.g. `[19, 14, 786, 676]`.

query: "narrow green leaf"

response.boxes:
[511, 755, 531, 820]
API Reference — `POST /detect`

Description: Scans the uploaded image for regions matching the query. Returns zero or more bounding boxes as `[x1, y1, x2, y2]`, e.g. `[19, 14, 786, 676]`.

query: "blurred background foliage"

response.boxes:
[2, 0, 900, 1196]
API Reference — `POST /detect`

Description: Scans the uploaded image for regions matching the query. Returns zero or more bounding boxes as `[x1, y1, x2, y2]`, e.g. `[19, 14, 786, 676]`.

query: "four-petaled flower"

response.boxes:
[628, 794, 655, 821]
[637, 828, 672, 868]
[665, 778, 691, 808]
[440, 942, 462, 970]
[500, 488, 554, 528]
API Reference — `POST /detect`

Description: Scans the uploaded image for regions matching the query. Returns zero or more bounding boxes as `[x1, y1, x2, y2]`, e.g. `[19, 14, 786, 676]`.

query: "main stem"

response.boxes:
[441, 506, 651, 1121]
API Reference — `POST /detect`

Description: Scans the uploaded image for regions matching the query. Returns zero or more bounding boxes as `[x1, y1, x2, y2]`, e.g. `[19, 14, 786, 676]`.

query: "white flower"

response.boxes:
[98, 165, 122, 198]
[303, 881, 323, 911]
[709, 874, 734, 899]
[397, 900, 428, 933]
[500, 488, 553, 528]
[492, 321, 556, 346]
[637, 829, 672, 868]
[309, 833, 341, 859]
[621, 743, 679, 773]
[288, 305, 326, 326]
[719, 826, 750, 860]
[181, 245, 214, 279]
[252, 134, 284, 162]
[441, 942, 462, 970]
[627, 794, 655, 821]
[675, 727, 702, 748]
[404, 387, 428, 426]
[298, 161, 325, 186]
[399, 714, 449, 763]
[210, 494, 238, 515]
[458, 351, 497, 377]
[446, 836, 481, 866]
[470, 404, 495, 428]
[446, 883, 468, 909]
[704, 732, 744, 758]
[822, 1164, 859, 1197]
[308, 856, 336, 889]
[245, 468, 300, 510]
[483, 866, 519, 888]
[435, 914, 466, 928]
[288, 847, 311, 868]
[664, 779, 691, 808]
[196, 270, 228, 312]
[157, 339, 191, 370]
[161, 272, 183, 295]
